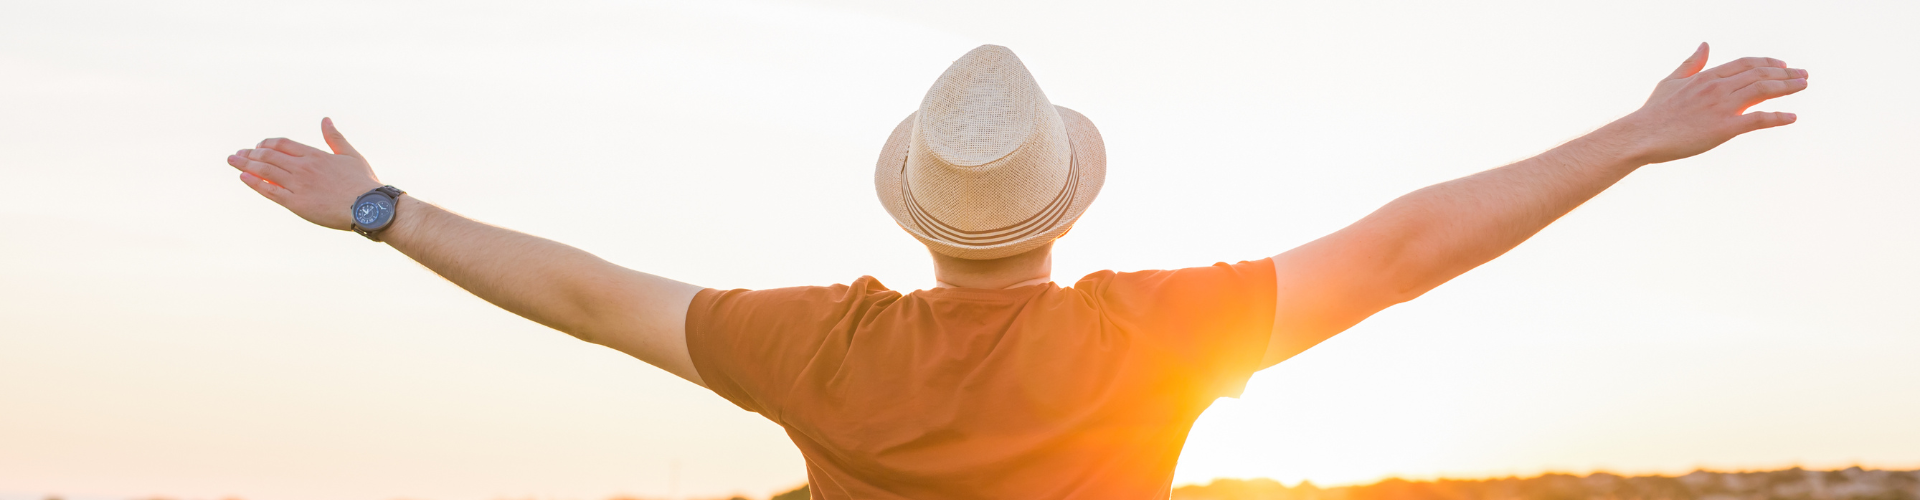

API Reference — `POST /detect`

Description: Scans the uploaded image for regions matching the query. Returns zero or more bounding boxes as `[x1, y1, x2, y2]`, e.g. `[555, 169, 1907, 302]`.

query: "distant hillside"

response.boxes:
[97, 467, 1920, 500]
[1173, 467, 1920, 500]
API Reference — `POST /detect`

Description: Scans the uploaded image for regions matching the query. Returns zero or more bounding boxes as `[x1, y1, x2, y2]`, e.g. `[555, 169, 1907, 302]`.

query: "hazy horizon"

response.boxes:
[7, 465, 1917, 500]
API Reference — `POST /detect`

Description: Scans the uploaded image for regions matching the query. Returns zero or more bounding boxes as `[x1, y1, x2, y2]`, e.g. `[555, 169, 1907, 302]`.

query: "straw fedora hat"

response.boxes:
[875, 45, 1106, 260]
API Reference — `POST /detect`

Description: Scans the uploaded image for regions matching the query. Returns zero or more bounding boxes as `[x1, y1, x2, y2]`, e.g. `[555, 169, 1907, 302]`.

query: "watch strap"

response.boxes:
[351, 185, 407, 242]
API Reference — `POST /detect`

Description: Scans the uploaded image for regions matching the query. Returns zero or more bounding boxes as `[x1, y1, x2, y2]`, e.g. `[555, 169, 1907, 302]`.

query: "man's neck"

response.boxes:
[936, 276, 1053, 290]
[929, 243, 1054, 289]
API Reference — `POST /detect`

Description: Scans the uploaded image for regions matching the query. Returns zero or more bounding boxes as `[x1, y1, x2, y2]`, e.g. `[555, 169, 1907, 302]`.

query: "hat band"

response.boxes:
[899, 141, 1079, 248]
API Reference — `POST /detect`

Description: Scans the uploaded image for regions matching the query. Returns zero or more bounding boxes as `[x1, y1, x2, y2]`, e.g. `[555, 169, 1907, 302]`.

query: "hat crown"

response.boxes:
[905, 45, 1073, 234]
[875, 44, 1106, 261]
[917, 45, 1051, 167]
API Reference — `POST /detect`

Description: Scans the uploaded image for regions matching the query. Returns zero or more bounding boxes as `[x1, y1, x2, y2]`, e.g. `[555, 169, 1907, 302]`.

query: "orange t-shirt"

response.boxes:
[686, 259, 1276, 499]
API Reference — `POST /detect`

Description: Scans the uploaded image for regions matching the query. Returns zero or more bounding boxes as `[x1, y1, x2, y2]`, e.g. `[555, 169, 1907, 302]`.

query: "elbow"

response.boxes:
[1375, 235, 1453, 306]
[1383, 248, 1476, 306]
[529, 294, 609, 346]
[566, 324, 603, 346]
[1385, 278, 1439, 306]
[558, 299, 614, 346]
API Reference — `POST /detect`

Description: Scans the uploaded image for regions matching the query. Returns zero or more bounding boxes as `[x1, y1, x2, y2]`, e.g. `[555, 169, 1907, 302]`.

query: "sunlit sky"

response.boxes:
[3, 0, 1917, 499]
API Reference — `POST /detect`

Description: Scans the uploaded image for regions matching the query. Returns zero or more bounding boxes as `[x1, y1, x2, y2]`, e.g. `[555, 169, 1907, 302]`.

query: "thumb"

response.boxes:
[321, 117, 365, 160]
[1664, 42, 1710, 81]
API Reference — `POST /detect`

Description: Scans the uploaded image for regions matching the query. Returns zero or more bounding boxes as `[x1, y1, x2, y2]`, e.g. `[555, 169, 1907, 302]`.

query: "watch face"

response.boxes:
[353, 195, 394, 228]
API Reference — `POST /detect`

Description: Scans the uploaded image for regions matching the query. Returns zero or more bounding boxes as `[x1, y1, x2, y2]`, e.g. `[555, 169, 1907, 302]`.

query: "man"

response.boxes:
[226, 44, 1806, 498]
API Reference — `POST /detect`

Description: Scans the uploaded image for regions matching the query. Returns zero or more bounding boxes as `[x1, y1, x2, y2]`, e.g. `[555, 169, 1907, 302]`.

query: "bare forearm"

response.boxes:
[376, 196, 702, 378]
[1267, 125, 1643, 347]
[1373, 124, 1644, 299]
[378, 196, 601, 335]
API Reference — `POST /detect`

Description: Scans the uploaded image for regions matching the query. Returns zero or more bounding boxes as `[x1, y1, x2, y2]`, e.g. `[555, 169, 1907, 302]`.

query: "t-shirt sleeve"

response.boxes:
[684, 277, 894, 421]
[1077, 258, 1277, 400]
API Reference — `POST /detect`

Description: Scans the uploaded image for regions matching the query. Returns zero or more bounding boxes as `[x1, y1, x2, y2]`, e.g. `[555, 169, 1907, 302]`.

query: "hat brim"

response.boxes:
[875, 105, 1106, 260]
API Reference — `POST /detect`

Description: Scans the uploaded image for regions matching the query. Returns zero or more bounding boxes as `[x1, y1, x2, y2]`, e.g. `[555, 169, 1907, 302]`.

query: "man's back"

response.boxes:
[688, 260, 1276, 499]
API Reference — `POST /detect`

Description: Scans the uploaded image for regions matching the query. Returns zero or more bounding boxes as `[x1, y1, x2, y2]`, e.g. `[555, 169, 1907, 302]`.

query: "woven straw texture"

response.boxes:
[875, 45, 1106, 260]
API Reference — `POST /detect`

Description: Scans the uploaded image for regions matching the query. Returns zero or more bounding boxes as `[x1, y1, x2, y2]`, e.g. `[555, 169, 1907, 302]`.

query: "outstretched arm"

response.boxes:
[226, 119, 706, 385]
[1261, 43, 1809, 368]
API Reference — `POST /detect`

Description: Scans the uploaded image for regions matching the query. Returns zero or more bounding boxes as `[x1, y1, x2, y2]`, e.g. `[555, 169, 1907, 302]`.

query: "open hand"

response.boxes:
[227, 118, 383, 231]
[1614, 43, 1809, 164]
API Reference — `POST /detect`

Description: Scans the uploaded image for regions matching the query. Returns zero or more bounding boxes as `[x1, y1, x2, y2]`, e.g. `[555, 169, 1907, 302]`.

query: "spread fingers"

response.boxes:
[1734, 77, 1810, 105]
[227, 150, 292, 185]
[1721, 67, 1808, 94]
[1706, 56, 1787, 79]
[255, 137, 327, 157]
[243, 146, 302, 169]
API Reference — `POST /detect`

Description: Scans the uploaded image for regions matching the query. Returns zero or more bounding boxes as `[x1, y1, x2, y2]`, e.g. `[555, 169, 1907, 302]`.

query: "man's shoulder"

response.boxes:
[1068, 258, 1275, 292]
[698, 275, 906, 315]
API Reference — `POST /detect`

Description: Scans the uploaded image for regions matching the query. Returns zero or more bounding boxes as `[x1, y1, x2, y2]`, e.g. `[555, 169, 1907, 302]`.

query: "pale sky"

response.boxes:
[2, 1, 1916, 499]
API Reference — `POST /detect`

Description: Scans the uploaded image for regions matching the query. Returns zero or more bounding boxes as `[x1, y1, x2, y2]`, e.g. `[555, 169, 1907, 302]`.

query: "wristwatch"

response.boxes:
[350, 185, 407, 242]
